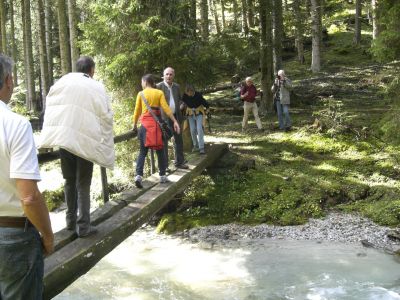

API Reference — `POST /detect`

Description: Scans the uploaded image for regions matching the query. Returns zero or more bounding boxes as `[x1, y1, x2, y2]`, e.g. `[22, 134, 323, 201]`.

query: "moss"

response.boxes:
[338, 199, 400, 226]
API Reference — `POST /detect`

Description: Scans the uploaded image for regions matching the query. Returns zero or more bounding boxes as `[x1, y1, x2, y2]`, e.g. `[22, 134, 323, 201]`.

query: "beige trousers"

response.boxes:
[242, 101, 262, 129]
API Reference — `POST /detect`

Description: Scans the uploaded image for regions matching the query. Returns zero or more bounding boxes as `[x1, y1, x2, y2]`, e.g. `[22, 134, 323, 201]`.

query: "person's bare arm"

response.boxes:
[16, 179, 54, 255]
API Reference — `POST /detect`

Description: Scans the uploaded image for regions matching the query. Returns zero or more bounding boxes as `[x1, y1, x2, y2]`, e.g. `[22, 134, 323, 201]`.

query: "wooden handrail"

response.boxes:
[38, 129, 139, 203]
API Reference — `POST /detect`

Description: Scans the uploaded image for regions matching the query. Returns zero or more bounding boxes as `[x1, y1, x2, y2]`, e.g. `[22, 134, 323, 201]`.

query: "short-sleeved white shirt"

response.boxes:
[0, 100, 41, 216]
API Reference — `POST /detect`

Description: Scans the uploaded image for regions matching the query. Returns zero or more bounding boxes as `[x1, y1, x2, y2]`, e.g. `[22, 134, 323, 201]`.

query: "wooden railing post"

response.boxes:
[100, 167, 109, 203]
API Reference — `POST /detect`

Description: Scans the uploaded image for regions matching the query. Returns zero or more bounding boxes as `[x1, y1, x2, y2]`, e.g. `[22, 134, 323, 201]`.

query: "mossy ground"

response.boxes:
[157, 31, 400, 233]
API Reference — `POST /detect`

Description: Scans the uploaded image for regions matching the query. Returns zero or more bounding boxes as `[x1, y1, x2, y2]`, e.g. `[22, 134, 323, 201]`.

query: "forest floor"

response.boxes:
[156, 33, 400, 233]
[38, 32, 400, 236]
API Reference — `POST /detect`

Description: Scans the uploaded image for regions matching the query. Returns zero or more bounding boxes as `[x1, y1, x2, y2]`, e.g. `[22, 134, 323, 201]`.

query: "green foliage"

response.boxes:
[380, 75, 400, 144]
[42, 188, 64, 212]
[8, 86, 36, 118]
[338, 198, 400, 226]
[313, 98, 351, 137]
[371, 2, 400, 62]
[79, 1, 252, 94]
[79, 1, 259, 95]
[181, 175, 215, 207]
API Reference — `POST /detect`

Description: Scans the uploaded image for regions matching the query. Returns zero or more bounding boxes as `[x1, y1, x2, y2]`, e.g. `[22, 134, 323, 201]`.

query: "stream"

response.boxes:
[53, 226, 400, 300]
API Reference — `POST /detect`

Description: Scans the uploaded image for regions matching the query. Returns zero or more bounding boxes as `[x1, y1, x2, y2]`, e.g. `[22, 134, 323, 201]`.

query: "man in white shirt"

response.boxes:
[0, 54, 54, 299]
[156, 67, 188, 170]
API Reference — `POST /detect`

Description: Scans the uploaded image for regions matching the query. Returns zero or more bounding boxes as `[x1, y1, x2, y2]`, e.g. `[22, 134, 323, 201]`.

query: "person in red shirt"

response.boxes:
[240, 77, 263, 131]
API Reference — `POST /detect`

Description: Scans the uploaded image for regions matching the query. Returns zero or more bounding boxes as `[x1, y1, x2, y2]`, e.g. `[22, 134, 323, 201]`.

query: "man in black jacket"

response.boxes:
[157, 67, 188, 169]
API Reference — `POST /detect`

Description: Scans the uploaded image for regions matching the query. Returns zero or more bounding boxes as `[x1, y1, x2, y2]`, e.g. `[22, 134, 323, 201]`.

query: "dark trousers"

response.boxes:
[136, 126, 167, 176]
[163, 115, 185, 166]
[60, 149, 93, 236]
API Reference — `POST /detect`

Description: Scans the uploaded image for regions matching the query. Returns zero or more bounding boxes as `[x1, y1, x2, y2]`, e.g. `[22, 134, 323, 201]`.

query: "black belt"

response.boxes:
[0, 216, 33, 229]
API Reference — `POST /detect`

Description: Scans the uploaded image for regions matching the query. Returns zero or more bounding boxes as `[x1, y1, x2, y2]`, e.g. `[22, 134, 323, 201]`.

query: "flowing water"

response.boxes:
[53, 227, 400, 300]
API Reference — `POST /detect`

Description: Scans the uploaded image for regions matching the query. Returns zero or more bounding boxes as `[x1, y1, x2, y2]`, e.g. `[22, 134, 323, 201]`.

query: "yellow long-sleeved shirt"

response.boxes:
[132, 87, 173, 124]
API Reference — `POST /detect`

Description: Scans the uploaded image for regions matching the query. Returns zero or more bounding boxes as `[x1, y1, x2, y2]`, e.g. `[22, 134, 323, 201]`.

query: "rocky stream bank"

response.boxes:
[175, 213, 400, 255]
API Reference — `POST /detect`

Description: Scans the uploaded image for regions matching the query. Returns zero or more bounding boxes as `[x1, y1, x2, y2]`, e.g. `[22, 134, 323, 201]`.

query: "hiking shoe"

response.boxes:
[135, 175, 143, 188]
[66, 224, 76, 231]
[160, 175, 170, 183]
[78, 228, 98, 238]
[176, 163, 189, 169]
[199, 149, 206, 155]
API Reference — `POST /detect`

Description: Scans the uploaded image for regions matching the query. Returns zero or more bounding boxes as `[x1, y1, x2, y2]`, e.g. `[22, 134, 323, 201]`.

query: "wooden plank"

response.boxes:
[43, 143, 228, 299]
[52, 174, 160, 252]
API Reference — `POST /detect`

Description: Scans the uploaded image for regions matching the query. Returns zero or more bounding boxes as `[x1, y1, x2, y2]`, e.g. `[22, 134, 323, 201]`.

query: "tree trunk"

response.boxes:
[221, 0, 226, 30]
[57, 0, 71, 74]
[0, 0, 6, 54]
[200, 0, 209, 40]
[10, 0, 18, 85]
[241, 0, 249, 35]
[67, 0, 79, 70]
[37, 0, 50, 109]
[232, 0, 239, 29]
[353, 0, 362, 45]
[371, 0, 380, 39]
[247, 0, 254, 28]
[272, 0, 283, 74]
[259, 0, 273, 114]
[210, 0, 221, 34]
[45, 0, 54, 86]
[22, 0, 37, 111]
[310, 0, 321, 73]
[190, 0, 197, 33]
[293, 0, 305, 64]
[21, 0, 28, 106]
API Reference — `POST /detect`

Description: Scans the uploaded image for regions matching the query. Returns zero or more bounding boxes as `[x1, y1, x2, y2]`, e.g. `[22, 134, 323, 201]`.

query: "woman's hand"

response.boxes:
[173, 121, 180, 134]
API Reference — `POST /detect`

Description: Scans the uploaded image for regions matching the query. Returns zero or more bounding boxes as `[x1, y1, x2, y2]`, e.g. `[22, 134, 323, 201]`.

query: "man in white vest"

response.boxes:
[40, 56, 115, 237]
[0, 54, 54, 299]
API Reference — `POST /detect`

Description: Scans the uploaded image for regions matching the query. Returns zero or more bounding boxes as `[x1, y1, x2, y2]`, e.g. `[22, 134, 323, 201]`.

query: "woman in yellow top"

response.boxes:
[133, 74, 180, 188]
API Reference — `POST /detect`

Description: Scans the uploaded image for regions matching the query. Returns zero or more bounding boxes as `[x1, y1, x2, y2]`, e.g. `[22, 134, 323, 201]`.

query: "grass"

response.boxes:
[157, 31, 400, 233]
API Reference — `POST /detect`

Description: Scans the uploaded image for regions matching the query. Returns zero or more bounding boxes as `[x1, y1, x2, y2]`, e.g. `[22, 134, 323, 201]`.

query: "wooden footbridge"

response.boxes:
[38, 131, 227, 299]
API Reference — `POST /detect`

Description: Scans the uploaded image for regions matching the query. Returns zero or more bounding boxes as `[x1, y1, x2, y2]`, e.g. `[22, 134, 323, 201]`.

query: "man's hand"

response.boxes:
[42, 234, 54, 256]
[173, 121, 180, 134]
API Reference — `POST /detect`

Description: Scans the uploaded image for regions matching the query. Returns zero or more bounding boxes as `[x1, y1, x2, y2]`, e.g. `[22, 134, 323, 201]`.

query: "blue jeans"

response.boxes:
[0, 227, 43, 300]
[187, 114, 204, 151]
[136, 126, 167, 176]
[276, 101, 291, 129]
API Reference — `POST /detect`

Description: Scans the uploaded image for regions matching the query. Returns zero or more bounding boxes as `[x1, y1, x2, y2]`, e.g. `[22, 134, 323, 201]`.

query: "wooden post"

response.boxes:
[100, 167, 109, 203]
[150, 150, 156, 174]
